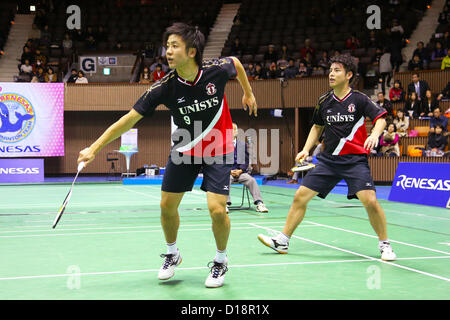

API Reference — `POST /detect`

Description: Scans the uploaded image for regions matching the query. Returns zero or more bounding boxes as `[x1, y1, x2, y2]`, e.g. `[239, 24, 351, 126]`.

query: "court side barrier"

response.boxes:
[388, 162, 450, 208]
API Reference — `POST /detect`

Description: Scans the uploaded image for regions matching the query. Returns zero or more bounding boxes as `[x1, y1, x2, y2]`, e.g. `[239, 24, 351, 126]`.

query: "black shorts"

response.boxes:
[161, 152, 233, 195]
[301, 153, 376, 199]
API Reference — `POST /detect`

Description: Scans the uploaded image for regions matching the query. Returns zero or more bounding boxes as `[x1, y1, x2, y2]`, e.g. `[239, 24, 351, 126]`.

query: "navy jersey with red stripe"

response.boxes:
[133, 57, 237, 157]
[313, 89, 387, 156]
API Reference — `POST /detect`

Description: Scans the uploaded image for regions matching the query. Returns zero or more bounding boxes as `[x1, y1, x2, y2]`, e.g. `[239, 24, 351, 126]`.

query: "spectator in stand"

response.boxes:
[113, 41, 124, 51]
[230, 37, 244, 56]
[284, 59, 298, 79]
[404, 92, 421, 118]
[441, 49, 450, 70]
[317, 51, 329, 70]
[21, 46, 34, 65]
[408, 54, 424, 71]
[303, 52, 315, 72]
[345, 34, 360, 51]
[151, 64, 165, 81]
[75, 70, 88, 84]
[67, 68, 78, 83]
[254, 63, 267, 80]
[376, 92, 393, 120]
[34, 48, 48, 67]
[31, 67, 46, 83]
[430, 107, 448, 133]
[44, 67, 57, 83]
[246, 63, 256, 79]
[300, 39, 315, 59]
[431, 41, 447, 61]
[150, 56, 169, 73]
[389, 21, 403, 72]
[85, 26, 96, 40]
[420, 89, 439, 117]
[407, 73, 430, 101]
[441, 31, 450, 50]
[437, 82, 450, 100]
[427, 124, 448, 156]
[267, 62, 281, 79]
[379, 48, 392, 95]
[72, 28, 85, 42]
[20, 59, 33, 76]
[438, 6, 450, 24]
[62, 33, 73, 56]
[139, 66, 151, 84]
[96, 26, 107, 42]
[389, 80, 405, 102]
[297, 62, 309, 77]
[393, 109, 409, 137]
[86, 35, 96, 50]
[391, 19, 404, 35]
[379, 123, 400, 156]
[412, 41, 430, 67]
[264, 45, 278, 63]
[28, 23, 41, 40]
[277, 44, 289, 69]
[366, 30, 380, 48]
[40, 24, 51, 47]
[143, 42, 156, 58]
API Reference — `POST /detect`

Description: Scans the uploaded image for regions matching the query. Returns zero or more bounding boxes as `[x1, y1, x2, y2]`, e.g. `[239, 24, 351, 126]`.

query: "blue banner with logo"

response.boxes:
[0, 158, 44, 183]
[389, 162, 450, 208]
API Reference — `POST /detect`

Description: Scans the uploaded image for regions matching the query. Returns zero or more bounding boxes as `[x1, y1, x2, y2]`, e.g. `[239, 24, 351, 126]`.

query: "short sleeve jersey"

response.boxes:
[133, 57, 237, 157]
[313, 89, 387, 156]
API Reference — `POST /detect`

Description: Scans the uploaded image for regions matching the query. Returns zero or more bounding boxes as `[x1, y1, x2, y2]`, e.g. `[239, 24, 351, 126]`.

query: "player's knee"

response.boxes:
[361, 195, 378, 209]
[208, 204, 227, 220]
[160, 197, 178, 213]
[293, 189, 311, 206]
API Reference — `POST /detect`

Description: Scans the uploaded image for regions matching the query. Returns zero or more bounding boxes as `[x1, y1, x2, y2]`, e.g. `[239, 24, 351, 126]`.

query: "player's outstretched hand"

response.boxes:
[295, 150, 309, 162]
[242, 93, 257, 117]
[78, 147, 95, 167]
[364, 135, 379, 151]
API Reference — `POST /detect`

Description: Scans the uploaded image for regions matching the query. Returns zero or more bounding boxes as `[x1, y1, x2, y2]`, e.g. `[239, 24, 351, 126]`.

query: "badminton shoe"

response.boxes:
[205, 258, 228, 288]
[255, 202, 269, 213]
[379, 241, 397, 261]
[257, 234, 289, 254]
[158, 250, 182, 280]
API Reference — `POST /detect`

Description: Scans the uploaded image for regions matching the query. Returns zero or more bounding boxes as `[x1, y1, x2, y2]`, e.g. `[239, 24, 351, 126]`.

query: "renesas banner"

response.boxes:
[389, 162, 450, 208]
[0, 159, 44, 183]
[0, 83, 64, 157]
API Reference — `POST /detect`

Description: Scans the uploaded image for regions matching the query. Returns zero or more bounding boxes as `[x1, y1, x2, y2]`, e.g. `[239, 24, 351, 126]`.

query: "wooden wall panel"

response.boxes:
[394, 70, 450, 97]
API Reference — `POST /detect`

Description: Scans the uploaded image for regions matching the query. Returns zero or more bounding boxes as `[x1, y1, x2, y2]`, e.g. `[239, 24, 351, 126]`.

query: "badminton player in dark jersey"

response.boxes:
[77, 23, 257, 288]
[258, 55, 397, 261]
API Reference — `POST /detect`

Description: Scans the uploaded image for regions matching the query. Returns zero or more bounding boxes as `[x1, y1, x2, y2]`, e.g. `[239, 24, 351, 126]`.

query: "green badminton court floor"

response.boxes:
[0, 183, 449, 299]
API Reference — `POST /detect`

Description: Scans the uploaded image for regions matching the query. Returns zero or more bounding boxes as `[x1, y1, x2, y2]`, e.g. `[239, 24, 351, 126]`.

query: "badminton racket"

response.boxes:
[52, 161, 85, 229]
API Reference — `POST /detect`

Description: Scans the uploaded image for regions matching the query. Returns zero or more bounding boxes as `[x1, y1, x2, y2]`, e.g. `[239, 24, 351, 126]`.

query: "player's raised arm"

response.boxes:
[77, 109, 143, 166]
[230, 56, 257, 117]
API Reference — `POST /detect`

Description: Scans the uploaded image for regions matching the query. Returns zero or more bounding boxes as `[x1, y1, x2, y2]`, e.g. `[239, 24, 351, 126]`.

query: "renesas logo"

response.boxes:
[395, 175, 450, 191]
[0, 167, 40, 175]
[0, 145, 41, 153]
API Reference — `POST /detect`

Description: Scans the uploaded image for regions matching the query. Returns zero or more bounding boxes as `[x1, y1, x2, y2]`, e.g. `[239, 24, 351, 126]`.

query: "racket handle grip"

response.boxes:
[77, 161, 85, 172]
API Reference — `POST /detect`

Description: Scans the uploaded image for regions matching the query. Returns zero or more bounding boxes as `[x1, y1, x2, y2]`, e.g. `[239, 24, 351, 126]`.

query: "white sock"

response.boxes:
[275, 232, 290, 244]
[166, 241, 178, 255]
[214, 249, 227, 263]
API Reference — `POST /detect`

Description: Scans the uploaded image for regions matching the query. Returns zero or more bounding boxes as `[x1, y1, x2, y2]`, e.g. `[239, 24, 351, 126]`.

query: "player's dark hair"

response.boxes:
[163, 23, 205, 66]
[329, 54, 358, 86]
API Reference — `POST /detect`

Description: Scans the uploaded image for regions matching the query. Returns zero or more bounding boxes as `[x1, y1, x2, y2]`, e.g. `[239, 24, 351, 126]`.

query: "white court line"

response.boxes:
[321, 198, 450, 221]
[0, 224, 320, 237]
[1, 256, 449, 282]
[250, 223, 450, 283]
[305, 221, 450, 256]
[117, 185, 161, 200]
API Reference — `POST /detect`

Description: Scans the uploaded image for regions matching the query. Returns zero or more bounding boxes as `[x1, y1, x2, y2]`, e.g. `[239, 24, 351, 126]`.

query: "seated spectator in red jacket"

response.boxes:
[379, 123, 400, 156]
[345, 34, 360, 51]
[300, 39, 315, 59]
[389, 80, 405, 102]
[151, 64, 165, 81]
[427, 124, 448, 156]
